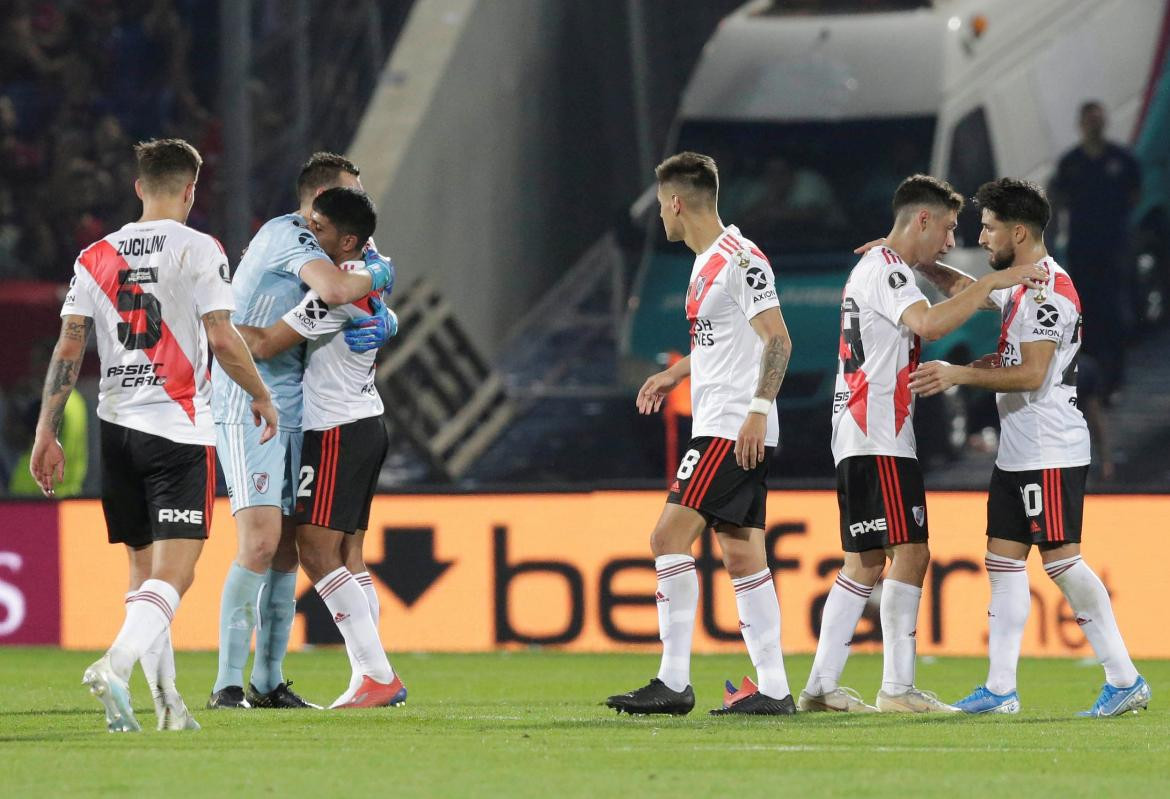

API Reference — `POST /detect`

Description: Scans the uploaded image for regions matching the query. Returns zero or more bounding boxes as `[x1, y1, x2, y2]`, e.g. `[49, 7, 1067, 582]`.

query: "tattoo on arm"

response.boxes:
[62, 317, 93, 342]
[202, 309, 232, 328]
[755, 336, 791, 400]
[41, 357, 80, 433]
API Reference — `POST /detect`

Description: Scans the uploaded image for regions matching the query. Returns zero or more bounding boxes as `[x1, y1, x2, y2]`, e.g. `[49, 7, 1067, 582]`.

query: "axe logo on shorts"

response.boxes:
[251, 472, 270, 494]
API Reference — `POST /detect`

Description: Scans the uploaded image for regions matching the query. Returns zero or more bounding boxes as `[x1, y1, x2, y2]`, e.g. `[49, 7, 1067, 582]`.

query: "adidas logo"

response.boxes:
[1075, 615, 1091, 626]
[738, 620, 749, 630]
[655, 591, 669, 603]
[1030, 520, 1041, 534]
[670, 480, 681, 493]
[333, 612, 350, 623]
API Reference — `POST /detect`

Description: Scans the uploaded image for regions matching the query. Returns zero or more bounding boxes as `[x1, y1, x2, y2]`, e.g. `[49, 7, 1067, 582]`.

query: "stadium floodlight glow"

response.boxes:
[947, 16, 962, 32]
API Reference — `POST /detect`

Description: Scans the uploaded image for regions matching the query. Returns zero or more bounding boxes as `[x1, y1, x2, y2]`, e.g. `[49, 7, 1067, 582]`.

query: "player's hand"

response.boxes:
[344, 295, 398, 353]
[853, 236, 888, 255]
[909, 360, 959, 397]
[735, 412, 768, 470]
[984, 262, 1048, 291]
[362, 249, 395, 295]
[251, 395, 279, 444]
[636, 370, 680, 415]
[969, 352, 1002, 369]
[29, 435, 65, 498]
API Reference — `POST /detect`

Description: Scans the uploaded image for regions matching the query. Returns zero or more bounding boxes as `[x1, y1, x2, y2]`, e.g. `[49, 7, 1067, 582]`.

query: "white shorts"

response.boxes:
[215, 423, 303, 515]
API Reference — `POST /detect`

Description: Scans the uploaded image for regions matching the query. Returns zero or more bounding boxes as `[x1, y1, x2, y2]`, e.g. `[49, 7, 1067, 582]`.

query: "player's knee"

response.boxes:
[237, 536, 279, 571]
[649, 525, 687, 557]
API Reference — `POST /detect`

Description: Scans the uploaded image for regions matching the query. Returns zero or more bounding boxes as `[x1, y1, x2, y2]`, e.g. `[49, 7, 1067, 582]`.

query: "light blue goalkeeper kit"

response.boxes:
[210, 213, 327, 697]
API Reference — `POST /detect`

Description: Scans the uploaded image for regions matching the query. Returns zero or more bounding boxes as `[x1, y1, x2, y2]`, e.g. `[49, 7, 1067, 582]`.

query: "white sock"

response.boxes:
[654, 554, 698, 693]
[339, 572, 382, 698]
[141, 628, 177, 695]
[1045, 555, 1139, 688]
[732, 568, 789, 699]
[354, 572, 380, 620]
[108, 579, 179, 682]
[984, 553, 1029, 695]
[316, 567, 393, 684]
[805, 573, 871, 695]
[879, 579, 922, 696]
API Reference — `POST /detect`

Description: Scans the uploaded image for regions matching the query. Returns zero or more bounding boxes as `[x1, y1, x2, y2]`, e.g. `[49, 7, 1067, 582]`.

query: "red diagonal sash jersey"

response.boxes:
[60, 219, 235, 445]
[831, 247, 927, 464]
[685, 225, 780, 446]
[988, 257, 1089, 470]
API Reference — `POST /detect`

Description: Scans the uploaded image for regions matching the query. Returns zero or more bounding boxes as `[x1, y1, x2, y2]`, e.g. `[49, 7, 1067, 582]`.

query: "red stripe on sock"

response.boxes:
[132, 592, 174, 622]
[835, 575, 871, 599]
[734, 574, 773, 595]
[316, 571, 350, 600]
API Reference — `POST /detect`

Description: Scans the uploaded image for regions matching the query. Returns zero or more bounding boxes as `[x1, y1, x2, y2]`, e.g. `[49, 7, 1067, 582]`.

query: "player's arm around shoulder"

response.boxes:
[203, 310, 278, 441]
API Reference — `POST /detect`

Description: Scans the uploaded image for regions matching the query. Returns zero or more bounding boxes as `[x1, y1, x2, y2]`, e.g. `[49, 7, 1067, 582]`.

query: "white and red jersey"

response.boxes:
[989, 257, 1089, 470]
[281, 279, 383, 431]
[685, 225, 780, 446]
[60, 219, 235, 445]
[831, 246, 927, 464]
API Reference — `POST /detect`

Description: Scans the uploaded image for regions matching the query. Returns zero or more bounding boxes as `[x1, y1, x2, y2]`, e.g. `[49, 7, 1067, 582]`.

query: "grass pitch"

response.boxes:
[1, 649, 1166, 798]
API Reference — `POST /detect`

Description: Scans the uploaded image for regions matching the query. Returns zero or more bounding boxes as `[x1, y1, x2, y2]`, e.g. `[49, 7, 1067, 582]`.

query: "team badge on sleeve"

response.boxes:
[734, 248, 751, 269]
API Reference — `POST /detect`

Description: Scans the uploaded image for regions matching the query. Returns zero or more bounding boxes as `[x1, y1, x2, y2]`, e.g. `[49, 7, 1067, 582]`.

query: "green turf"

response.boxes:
[0, 649, 1166, 798]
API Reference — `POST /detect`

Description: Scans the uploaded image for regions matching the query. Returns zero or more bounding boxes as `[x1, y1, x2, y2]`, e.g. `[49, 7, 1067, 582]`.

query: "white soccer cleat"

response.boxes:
[82, 654, 142, 733]
[797, 686, 878, 713]
[156, 689, 201, 731]
[876, 686, 961, 713]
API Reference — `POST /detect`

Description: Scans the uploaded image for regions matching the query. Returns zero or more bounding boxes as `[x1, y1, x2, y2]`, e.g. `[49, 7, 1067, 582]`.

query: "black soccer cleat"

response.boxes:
[206, 685, 250, 709]
[709, 676, 796, 716]
[605, 678, 695, 716]
[247, 681, 321, 709]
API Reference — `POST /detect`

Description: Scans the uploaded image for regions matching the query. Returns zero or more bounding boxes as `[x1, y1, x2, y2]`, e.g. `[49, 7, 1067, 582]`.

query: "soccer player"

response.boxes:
[798, 175, 1046, 714]
[237, 187, 405, 709]
[207, 153, 395, 710]
[604, 152, 795, 716]
[909, 178, 1151, 717]
[29, 138, 278, 732]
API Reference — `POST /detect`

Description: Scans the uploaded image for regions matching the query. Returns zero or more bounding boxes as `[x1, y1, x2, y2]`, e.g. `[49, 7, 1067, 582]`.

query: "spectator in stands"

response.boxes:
[1050, 101, 1141, 398]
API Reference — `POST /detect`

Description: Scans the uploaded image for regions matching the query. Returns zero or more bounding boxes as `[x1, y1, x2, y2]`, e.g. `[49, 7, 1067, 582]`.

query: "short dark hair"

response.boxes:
[1080, 100, 1104, 118]
[892, 174, 964, 218]
[312, 186, 376, 245]
[974, 178, 1050, 235]
[134, 138, 201, 194]
[655, 151, 719, 202]
[297, 152, 360, 202]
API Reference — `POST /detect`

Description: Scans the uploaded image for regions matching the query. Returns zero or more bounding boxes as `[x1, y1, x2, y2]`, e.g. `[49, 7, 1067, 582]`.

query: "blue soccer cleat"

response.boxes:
[1078, 676, 1151, 717]
[82, 654, 141, 733]
[953, 685, 1021, 714]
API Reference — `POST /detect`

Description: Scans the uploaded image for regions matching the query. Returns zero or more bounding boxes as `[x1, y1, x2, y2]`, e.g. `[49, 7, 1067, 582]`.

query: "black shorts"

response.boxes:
[986, 465, 1087, 546]
[295, 416, 388, 534]
[100, 420, 215, 548]
[666, 436, 771, 529]
[836, 455, 928, 552]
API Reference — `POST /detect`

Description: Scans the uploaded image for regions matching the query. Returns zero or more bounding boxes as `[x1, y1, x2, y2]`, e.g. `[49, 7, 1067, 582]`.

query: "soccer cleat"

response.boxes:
[82, 655, 141, 733]
[605, 678, 695, 716]
[1078, 676, 1151, 717]
[247, 681, 321, 709]
[953, 685, 1021, 715]
[876, 687, 961, 713]
[206, 685, 250, 709]
[709, 677, 795, 716]
[797, 686, 879, 713]
[158, 693, 201, 731]
[334, 675, 408, 709]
